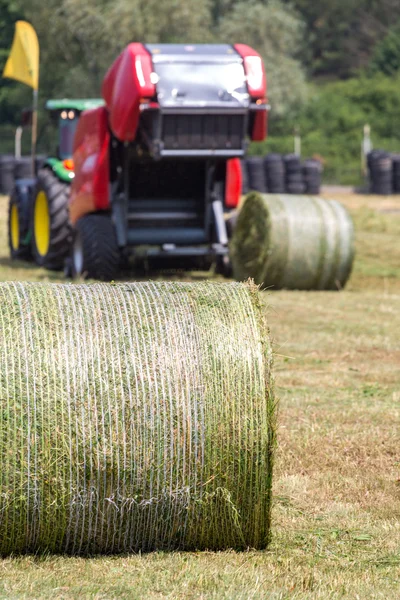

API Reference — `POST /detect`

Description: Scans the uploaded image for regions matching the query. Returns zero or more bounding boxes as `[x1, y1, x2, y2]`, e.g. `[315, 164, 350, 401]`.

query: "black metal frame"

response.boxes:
[109, 104, 242, 261]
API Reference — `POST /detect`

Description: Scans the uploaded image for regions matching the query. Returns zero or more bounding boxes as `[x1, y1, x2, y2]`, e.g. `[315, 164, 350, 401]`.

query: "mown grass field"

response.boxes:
[0, 192, 399, 599]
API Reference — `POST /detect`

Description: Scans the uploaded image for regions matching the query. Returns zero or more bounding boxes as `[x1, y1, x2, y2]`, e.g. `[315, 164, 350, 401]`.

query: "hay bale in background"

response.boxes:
[231, 192, 354, 290]
[0, 281, 275, 555]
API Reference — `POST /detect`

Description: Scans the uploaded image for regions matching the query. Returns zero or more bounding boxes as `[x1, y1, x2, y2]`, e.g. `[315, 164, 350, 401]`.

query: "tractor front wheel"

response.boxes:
[8, 187, 32, 260]
[31, 169, 72, 269]
[71, 213, 120, 281]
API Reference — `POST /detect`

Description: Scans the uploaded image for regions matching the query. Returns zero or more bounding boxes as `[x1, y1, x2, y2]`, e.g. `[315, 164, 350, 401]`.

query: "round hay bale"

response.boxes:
[230, 192, 354, 290]
[0, 281, 275, 555]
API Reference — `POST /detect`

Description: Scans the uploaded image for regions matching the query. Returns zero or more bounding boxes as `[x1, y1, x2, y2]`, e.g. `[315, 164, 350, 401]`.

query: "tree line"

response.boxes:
[1, 0, 400, 182]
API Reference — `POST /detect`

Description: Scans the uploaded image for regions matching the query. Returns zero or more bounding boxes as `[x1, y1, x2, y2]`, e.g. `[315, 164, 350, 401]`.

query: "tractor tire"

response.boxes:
[215, 254, 232, 278]
[31, 169, 72, 269]
[71, 213, 121, 281]
[8, 187, 32, 260]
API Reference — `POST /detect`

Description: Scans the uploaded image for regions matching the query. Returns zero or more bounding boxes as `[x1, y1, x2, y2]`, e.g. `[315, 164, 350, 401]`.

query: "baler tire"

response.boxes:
[72, 213, 120, 281]
[8, 188, 32, 260]
[215, 254, 232, 278]
[31, 169, 72, 270]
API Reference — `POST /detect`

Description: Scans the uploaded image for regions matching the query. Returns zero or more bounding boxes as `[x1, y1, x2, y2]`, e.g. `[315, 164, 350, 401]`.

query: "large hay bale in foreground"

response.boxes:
[0, 281, 275, 555]
[231, 192, 354, 290]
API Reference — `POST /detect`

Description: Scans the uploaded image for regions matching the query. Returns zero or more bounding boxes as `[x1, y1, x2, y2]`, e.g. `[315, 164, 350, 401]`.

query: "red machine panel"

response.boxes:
[234, 43, 268, 141]
[225, 158, 242, 209]
[252, 109, 268, 142]
[102, 43, 155, 142]
[70, 106, 110, 225]
[234, 44, 267, 99]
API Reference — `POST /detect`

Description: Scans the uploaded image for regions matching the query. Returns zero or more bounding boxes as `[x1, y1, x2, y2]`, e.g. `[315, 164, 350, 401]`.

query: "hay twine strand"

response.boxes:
[0, 281, 275, 555]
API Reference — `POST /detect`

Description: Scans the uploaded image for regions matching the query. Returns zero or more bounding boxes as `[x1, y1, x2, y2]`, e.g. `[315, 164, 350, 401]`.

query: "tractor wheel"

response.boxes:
[8, 187, 32, 260]
[31, 169, 72, 269]
[71, 213, 121, 281]
[215, 254, 232, 278]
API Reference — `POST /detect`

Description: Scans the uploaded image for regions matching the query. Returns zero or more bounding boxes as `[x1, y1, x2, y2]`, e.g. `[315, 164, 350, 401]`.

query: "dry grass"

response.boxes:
[0, 193, 400, 598]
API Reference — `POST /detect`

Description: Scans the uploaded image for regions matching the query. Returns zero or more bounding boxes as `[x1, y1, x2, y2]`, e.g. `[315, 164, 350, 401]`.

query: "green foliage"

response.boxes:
[369, 21, 400, 76]
[285, 0, 400, 78]
[218, 0, 306, 114]
[1, 0, 400, 183]
[250, 74, 400, 184]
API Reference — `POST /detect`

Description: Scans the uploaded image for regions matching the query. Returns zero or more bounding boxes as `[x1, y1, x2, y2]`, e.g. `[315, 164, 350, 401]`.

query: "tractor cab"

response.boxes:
[44, 99, 104, 181]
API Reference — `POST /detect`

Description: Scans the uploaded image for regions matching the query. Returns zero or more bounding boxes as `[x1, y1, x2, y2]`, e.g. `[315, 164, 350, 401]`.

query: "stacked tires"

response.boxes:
[0, 155, 16, 195]
[303, 159, 323, 194]
[391, 154, 400, 194]
[367, 150, 393, 195]
[283, 154, 305, 194]
[14, 157, 32, 180]
[242, 154, 322, 195]
[245, 156, 267, 193]
[264, 154, 285, 193]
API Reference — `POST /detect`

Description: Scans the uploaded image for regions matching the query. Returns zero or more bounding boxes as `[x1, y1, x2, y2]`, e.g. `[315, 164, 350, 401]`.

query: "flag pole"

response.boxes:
[31, 88, 38, 176]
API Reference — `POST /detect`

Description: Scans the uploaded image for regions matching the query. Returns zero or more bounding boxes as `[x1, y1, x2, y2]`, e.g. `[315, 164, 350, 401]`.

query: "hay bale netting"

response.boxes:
[0, 154, 16, 195]
[231, 192, 354, 290]
[0, 281, 275, 555]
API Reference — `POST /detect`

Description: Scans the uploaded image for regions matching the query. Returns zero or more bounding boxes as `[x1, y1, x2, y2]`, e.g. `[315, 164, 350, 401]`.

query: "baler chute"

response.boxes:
[69, 43, 269, 280]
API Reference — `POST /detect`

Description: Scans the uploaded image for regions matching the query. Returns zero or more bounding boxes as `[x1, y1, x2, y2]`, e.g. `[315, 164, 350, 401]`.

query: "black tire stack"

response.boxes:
[391, 154, 400, 194]
[264, 154, 285, 193]
[14, 157, 32, 180]
[0, 155, 16, 195]
[243, 154, 323, 195]
[246, 156, 268, 193]
[367, 150, 393, 195]
[302, 159, 323, 195]
[283, 154, 305, 194]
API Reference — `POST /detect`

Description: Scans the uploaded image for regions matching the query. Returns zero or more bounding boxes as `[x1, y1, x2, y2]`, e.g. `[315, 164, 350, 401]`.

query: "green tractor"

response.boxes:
[8, 98, 104, 269]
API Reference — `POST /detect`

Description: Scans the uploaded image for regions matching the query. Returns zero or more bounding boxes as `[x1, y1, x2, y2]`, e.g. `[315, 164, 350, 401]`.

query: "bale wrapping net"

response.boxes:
[231, 192, 354, 290]
[0, 281, 275, 555]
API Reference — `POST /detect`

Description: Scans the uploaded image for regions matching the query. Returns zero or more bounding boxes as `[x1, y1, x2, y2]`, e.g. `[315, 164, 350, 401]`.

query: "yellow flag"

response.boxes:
[3, 21, 39, 90]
